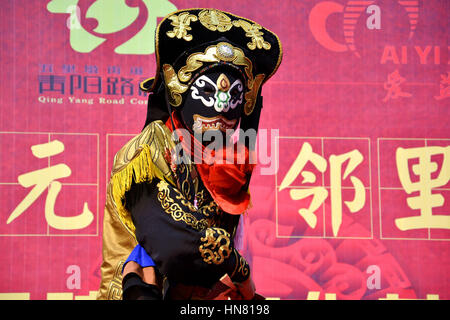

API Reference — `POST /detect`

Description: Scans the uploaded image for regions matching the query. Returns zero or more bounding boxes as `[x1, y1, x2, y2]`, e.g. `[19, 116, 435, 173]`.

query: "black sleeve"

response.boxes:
[126, 179, 250, 289]
[122, 272, 162, 300]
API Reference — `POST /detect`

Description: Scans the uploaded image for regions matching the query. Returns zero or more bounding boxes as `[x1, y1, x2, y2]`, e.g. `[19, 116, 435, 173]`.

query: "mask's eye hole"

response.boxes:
[202, 84, 215, 95]
[230, 87, 241, 98]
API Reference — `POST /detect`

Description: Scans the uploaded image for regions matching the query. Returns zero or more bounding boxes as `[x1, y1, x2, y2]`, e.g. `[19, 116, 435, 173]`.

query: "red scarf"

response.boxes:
[165, 113, 255, 214]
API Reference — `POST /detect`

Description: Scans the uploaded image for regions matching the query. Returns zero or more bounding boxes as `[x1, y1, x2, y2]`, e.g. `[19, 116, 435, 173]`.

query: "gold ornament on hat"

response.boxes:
[166, 12, 198, 41]
[233, 19, 271, 50]
[198, 9, 233, 32]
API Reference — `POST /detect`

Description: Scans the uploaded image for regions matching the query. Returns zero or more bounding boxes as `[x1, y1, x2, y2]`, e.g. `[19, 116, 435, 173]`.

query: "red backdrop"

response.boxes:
[0, 0, 448, 300]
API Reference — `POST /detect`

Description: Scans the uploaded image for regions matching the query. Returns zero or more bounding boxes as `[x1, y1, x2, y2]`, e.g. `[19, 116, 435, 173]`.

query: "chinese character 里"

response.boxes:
[395, 145, 450, 231]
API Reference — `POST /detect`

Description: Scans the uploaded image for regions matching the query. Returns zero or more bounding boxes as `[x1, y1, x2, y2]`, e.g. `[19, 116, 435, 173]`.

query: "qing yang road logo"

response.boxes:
[47, 0, 177, 54]
[309, 0, 420, 58]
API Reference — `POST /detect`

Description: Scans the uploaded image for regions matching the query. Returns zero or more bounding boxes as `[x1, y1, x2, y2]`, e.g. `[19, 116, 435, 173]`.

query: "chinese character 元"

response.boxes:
[6, 140, 94, 230]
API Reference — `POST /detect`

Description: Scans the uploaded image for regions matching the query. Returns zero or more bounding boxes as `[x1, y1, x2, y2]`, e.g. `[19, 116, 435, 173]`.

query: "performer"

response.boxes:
[96, 8, 282, 300]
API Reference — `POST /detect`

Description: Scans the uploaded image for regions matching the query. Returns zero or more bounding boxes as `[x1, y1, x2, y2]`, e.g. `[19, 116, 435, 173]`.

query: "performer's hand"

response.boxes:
[123, 261, 160, 288]
[123, 260, 144, 279]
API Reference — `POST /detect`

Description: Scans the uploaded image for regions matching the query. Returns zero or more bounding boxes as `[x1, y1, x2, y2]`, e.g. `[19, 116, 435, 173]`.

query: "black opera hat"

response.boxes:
[140, 8, 282, 127]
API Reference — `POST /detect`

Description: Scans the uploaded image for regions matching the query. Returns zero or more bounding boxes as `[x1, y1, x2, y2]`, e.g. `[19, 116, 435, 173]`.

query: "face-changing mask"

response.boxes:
[179, 67, 245, 140]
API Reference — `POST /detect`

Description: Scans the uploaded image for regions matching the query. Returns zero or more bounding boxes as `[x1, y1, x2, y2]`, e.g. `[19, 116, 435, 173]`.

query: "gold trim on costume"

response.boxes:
[106, 260, 125, 300]
[237, 255, 250, 278]
[175, 185, 197, 212]
[195, 189, 206, 207]
[181, 178, 192, 201]
[198, 201, 219, 217]
[179, 162, 198, 202]
[199, 227, 232, 265]
[157, 180, 211, 231]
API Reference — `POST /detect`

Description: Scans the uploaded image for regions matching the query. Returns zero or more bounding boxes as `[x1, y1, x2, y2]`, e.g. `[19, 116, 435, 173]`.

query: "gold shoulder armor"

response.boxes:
[97, 120, 176, 300]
